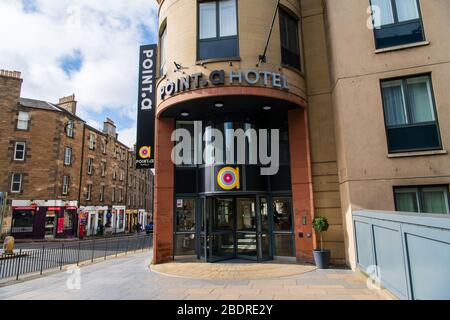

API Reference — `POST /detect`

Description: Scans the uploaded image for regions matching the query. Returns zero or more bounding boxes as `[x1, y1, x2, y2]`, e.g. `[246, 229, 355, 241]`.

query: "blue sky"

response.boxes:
[0, 0, 159, 147]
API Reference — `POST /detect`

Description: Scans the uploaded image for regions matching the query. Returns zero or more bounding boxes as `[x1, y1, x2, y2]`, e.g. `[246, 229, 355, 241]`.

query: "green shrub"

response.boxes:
[312, 217, 329, 251]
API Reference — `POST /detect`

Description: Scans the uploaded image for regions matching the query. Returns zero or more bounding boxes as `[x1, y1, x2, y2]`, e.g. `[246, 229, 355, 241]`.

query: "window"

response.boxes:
[10, 173, 22, 193]
[120, 170, 124, 181]
[63, 210, 75, 230]
[112, 187, 116, 202]
[102, 140, 107, 154]
[272, 197, 294, 257]
[101, 161, 106, 177]
[381, 75, 441, 153]
[87, 158, 94, 175]
[279, 8, 301, 70]
[112, 168, 117, 180]
[100, 185, 105, 202]
[12, 210, 35, 233]
[64, 147, 72, 165]
[14, 142, 26, 161]
[17, 111, 29, 130]
[159, 25, 167, 76]
[174, 198, 196, 255]
[371, 0, 424, 49]
[89, 133, 96, 150]
[198, 0, 238, 61]
[86, 184, 92, 201]
[66, 120, 74, 138]
[119, 188, 123, 202]
[62, 176, 70, 195]
[395, 186, 450, 214]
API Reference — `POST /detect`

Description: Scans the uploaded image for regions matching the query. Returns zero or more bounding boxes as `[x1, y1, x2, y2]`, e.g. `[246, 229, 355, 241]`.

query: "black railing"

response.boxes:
[0, 234, 152, 281]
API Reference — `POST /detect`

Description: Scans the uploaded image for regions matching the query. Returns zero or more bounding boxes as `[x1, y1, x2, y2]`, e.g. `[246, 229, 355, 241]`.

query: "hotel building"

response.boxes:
[152, 0, 450, 268]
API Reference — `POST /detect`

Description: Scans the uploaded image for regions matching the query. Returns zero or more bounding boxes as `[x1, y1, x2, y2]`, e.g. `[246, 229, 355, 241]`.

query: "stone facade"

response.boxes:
[0, 71, 154, 238]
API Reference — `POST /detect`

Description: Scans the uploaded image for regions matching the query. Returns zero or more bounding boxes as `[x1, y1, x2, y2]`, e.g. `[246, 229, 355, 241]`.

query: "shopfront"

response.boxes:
[11, 200, 78, 239]
[81, 206, 108, 236]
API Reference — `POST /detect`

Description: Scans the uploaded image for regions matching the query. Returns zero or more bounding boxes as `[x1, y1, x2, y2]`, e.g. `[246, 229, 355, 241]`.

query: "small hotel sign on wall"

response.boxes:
[159, 69, 290, 100]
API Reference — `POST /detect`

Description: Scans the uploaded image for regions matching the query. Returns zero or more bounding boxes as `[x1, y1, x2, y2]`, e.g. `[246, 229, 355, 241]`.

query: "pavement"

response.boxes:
[0, 250, 394, 300]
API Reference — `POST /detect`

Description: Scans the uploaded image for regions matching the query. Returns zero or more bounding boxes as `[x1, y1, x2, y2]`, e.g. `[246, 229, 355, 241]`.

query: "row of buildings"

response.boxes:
[151, 0, 450, 269]
[0, 70, 153, 240]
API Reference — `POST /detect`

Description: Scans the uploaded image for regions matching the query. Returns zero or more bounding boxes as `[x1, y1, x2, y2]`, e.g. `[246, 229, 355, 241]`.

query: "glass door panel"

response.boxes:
[208, 198, 235, 262]
[258, 197, 271, 261]
[236, 198, 257, 259]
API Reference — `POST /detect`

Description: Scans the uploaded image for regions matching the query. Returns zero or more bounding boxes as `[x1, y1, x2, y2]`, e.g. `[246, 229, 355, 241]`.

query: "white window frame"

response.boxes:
[10, 173, 22, 193]
[66, 120, 74, 138]
[17, 111, 29, 130]
[62, 176, 70, 195]
[86, 184, 92, 201]
[87, 158, 94, 175]
[14, 142, 26, 161]
[100, 185, 105, 202]
[64, 147, 72, 165]
[101, 161, 106, 177]
[89, 133, 96, 150]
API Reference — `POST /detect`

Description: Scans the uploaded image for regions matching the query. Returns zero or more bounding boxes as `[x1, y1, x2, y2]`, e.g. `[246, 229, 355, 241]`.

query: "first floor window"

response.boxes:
[119, 188, 123, 202]
[62, 176, 70, 195]
[100, 185, 105, 202]
[395, 186, 450, 215]
[11, 173, 22, 193]
[371, 0, 424, 49]
[14, 142, 26, 161]
[64, 147, 72, 165]
[198, 0, 238, 60]
[17, 111, 29, 130]
[101, 161, 106, 177]
[279, 7, 301, 70]
[112, 187, 116, 202]
[86, 184, 92, 200]
[381, 75, 441, 153]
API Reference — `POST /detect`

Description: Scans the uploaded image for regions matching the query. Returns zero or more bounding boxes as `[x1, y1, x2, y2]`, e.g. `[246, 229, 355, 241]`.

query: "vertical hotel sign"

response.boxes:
[136, 44, 157, 169]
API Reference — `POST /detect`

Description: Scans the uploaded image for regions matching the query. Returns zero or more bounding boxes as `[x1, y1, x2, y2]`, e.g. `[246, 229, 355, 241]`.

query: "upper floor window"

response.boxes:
[371, 0, 424, 49]
[87, 158, 94, 175]
[198, 0, 238, 61]
[86, 184, 92, 201]
[395, 186, 450, 215]
[64, 147, 72, 166]
[100, 185, 105, 202]
[381, 74, 441, 153]
[279, 8, 301, 71]
[17, 111, 30, 130]
[88, 133, 96, 150]
[102, 140, 107, 154]
[14, 142, 26, 161]
[62, 176, 70, 195]
[66, 120, 74, 138]
[11, 173, 23, 193]
[101, 161, 106, 177]
[159, 25, 167, 76]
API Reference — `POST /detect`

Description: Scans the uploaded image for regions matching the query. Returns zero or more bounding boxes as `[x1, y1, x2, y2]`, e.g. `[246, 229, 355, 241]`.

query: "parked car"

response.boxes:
[145, 223, 154, 234]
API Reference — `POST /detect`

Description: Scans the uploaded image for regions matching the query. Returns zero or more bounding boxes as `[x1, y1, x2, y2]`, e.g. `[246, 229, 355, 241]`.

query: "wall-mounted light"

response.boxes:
[263, 106, 272, 111]
[180, 111, 190, 117]
[214, 102, 224, 108]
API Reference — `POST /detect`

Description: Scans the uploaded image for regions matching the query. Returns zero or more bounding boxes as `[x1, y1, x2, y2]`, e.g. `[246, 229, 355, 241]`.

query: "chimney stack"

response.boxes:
[0, 69, 23, 104]
[103, 118, 117, 137]
[57, 94, 77, 114]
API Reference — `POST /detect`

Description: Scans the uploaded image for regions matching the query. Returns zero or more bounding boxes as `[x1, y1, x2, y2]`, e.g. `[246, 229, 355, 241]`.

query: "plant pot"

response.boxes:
[313, 249, 331, 269]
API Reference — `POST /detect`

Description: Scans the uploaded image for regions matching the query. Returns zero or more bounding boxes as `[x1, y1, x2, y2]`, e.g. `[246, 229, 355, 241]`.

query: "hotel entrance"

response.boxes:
[199, 196, 271, 262]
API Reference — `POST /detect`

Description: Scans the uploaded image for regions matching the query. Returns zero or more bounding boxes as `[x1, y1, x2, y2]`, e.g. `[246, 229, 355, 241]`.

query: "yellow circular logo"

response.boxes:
[217, 167, 240, 190]
[139, 146, 152, 159]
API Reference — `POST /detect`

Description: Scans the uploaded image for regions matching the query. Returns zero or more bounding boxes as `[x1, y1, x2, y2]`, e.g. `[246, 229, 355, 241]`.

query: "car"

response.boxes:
[145, 223, 154, 234]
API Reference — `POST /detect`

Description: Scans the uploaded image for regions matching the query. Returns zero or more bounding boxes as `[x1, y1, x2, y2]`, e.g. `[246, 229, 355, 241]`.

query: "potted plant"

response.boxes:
[312, 217, 330, 269]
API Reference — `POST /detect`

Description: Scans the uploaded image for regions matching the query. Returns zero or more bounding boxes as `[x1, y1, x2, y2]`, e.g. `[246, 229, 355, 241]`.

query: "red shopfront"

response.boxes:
[11, 204, 78, 240]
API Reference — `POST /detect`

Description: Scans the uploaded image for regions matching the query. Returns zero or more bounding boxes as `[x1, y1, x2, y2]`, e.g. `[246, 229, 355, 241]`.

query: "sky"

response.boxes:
[0, 0, 159, 148]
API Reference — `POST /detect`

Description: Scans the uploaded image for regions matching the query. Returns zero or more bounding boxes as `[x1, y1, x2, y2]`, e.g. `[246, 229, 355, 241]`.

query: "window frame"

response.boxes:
[380, 73, 442, 153]
[278, 6, 302, 71]
[86, 184, 92, 201]
[87, 158, 94, 175]
[10, 173, 23, 193]
[17, 111, 30, 130]
[394, 185, 450, 215]
[197, 0, 240, 62]
[100, 185, 105, 202]
[64, 147, 72, 166]
[66, 120, 74, 138]
[370, 0, 426, 49]
[13, 142, 26, 161]
[62, 175, 70, 195]
[88, 133, 96, 150]
[159, 23, 167, 77]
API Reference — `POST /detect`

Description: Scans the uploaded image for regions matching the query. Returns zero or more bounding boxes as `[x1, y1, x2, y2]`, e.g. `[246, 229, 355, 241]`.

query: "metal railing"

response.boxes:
[0, 234, 152, 281]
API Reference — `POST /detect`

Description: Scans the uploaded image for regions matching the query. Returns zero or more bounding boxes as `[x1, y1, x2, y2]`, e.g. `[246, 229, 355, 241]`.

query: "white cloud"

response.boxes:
[0, 0, 158, 145]
[118, 125, 137, 150]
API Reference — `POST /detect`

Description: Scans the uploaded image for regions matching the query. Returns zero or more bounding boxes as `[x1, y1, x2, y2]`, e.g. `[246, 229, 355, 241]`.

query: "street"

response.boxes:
[0, 250, 391, 300]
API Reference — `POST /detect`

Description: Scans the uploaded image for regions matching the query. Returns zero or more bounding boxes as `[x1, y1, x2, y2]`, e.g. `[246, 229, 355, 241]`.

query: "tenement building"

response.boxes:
[152, 0, 450, 268]
[0, 71, 154, 239]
